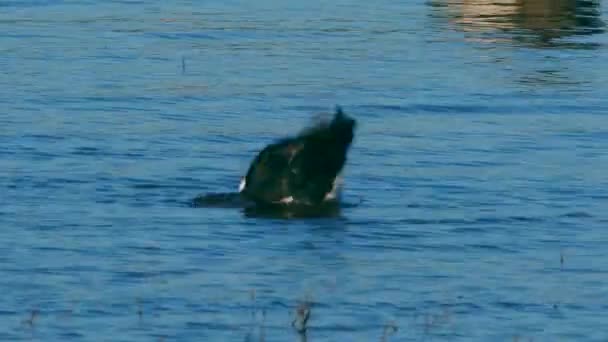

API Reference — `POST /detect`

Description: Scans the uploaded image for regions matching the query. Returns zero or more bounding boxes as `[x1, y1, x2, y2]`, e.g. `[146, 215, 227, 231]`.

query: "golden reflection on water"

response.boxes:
[432, 0, 605, 46]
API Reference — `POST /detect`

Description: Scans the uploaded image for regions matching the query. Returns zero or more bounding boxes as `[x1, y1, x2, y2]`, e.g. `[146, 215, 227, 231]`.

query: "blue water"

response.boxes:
[2, 1, 608, 341]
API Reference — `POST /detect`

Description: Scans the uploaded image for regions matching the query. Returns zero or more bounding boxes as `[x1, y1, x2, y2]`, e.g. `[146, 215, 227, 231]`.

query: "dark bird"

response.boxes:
[192, 106, 357, 218]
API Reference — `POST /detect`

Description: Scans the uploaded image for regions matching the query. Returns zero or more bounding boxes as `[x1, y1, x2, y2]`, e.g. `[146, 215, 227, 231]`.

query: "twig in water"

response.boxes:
[136, 298, 143, 322]
[292, 299, 311, 334]
[380, 321, 398, 342]
[22, 309, 39, 327]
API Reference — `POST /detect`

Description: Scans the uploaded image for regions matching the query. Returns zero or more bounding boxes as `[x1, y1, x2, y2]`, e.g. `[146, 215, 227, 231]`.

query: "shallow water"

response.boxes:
[1, 0, 608, 341]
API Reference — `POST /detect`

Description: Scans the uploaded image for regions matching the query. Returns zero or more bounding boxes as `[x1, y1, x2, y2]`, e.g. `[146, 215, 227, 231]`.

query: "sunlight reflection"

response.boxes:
[431, 0, 605, 47]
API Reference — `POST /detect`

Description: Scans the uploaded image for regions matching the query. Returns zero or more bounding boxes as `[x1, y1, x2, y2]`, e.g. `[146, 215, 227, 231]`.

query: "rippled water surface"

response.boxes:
[2, 1, 608, 341]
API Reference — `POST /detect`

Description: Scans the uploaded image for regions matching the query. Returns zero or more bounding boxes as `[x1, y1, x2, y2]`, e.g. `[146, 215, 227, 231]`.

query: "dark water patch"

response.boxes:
[412, 103, 490, 114]
[123, 151, 146, 158]
[397, 215, 545, 226]
[414, 244, 466, 253]
[0, 0, 64, 8]
[49, 177, 92, 185]
[21, 133, 66, 142]
[71, 146, 102, 156]
[143, 56, 171, 63]
[358, 103, 488, 114]
[357, 102, 581, 115]
[157, 269, 198, 277]
[185, 321, 241, 330]
[263, 300, 293, 310]
[125, 245, 163, 252]
[428, 183, 474, 194]
[545, 187, 585, 195]
[125, 177, 209, 190]
[284, 104, 329, 113]
[89, 53, 138, 62]
[398, 218, 449, 225]
[537, 266, 563, 274]
[436, 301, 483, 314]
[466, 244, 515, 253]
[159, 198, 187, 207]
[60, 265, 99, 273]
[492, 301, 554, 313]
[30, 223, 69, 231]
[559, 303, 589, 311]
[370, 229, 425, 240]
[146, 32, 218, 40]
[77, 95, 156, 104]
[58, 331, 85, 339]
[110, 0, 146, 4]
[4, 175, 93, 190]
[449, 226, 487, 233]
[357, 104, 413, 114]
[421, 274, 454, 281]
[113, 271, 158, 281]
[33, 246, 79, 253]
[560, 268, 608, 275]
[477, 216, 545, 224]
[507, 216, 545, 223]
[0, 149, 17, 156]
[84, 308, 111, 316]
[19, 150, 59, 160]
[449, 160, 511, 168]
[95, 198, 117, 205]
[25, 267, 61, 275]
[406, 202, 459, 209]
[63, 104, 161, 114]
[560, 211, 593, 218]
[191, 192, 244, 208]
[351, 242, 420, 253]
[313, 324, 368, 333]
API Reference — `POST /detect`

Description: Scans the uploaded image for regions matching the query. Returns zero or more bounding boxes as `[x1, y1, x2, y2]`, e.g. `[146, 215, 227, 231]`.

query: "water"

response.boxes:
[1, 0, 607, 341]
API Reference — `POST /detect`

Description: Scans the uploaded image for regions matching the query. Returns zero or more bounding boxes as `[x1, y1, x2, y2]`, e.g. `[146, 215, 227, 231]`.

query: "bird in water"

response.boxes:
[192, 106, 357, 218]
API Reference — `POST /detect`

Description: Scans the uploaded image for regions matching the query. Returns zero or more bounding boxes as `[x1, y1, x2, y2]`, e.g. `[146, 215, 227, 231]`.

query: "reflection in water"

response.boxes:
[190, 191, 345, 219]
[242, 202, 342, 219]
[431, 0, 605, 47]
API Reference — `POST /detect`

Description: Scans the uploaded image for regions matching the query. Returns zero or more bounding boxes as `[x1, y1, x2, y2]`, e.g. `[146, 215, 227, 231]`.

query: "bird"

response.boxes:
[192, 106, 356, 217]
[239, 106, 356, 206]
